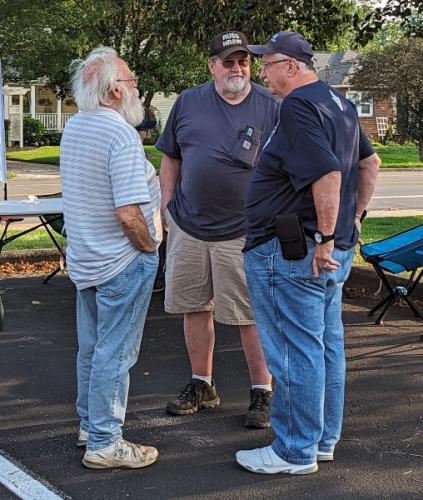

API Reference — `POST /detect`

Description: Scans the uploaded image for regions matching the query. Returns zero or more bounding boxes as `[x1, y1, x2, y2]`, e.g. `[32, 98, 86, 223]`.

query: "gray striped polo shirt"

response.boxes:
[60, 107, 162, 290]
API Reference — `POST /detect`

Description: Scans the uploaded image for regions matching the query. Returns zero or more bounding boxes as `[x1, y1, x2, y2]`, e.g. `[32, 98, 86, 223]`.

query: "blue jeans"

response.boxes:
[244, 238, 354, 465]
[76, 252, 158, 450]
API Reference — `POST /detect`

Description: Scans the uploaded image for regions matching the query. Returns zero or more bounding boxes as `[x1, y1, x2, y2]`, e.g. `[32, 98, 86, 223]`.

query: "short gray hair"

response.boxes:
[70, 47, 121, 111]
[279, 52, 314, 71]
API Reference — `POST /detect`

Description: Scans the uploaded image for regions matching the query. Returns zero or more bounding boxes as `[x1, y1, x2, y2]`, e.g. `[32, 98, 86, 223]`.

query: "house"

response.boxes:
[314, 50, 396, 139]
[2, 77, 177, 146]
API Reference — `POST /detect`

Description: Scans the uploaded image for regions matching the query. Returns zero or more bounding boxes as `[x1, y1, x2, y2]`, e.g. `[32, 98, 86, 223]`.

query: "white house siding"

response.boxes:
[150, 93, 178, 128]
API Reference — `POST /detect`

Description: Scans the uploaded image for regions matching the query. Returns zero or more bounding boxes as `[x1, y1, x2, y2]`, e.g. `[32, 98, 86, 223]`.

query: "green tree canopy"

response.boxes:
[0, 0, 358, 105]
[351, 37, 423, 160]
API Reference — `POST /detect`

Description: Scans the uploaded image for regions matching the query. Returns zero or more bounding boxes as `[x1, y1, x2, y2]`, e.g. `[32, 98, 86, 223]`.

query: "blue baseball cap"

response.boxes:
[248, 31, 314, 65]
[135, 118, 157, 131]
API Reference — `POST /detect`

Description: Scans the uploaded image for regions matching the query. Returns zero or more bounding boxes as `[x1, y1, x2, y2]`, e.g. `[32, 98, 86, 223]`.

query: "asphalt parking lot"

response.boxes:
[0, 272, 422, 499]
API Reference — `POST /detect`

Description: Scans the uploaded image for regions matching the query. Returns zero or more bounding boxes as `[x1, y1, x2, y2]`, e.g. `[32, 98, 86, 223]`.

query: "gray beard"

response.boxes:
[224, 75, 247, 93]
[119, 87, 144, 127]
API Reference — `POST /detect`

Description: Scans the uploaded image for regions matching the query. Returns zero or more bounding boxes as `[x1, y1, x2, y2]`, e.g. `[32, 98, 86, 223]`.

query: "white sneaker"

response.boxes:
[317, 450, 334, 462]
[235, 445, 318, 475]
[77, 428, 88, 447]
[82, 438, 158, 469]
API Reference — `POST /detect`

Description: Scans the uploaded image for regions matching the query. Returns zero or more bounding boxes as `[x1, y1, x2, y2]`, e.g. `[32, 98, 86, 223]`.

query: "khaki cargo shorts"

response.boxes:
[164, 211, 255, 325]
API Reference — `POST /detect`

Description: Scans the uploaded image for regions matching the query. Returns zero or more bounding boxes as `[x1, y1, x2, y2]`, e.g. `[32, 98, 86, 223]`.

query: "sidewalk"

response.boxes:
[0, 274, 422, 499]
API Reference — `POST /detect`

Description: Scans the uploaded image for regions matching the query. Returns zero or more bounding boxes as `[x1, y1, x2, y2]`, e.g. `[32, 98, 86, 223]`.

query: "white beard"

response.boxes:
[224, 74, 247, 93]
[118, 86, 144, 127]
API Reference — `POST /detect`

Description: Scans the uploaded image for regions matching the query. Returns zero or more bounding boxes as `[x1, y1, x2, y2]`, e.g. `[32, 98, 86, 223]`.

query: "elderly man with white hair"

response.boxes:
[60, 47, 162, 469]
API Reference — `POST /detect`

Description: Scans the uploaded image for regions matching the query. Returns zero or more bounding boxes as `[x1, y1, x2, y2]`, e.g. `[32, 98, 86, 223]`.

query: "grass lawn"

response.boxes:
[7, 145, 163, 172]
[4, 228, 66, 251]
[6, 144, 423, 170]
[375, 144, 423, 168]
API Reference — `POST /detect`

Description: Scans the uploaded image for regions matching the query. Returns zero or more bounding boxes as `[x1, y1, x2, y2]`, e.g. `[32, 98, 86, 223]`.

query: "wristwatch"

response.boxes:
[314, 230, 335, 244]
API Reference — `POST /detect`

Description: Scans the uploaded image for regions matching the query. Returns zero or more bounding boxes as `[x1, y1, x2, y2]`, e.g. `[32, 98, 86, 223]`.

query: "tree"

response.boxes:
[351, 37, 423, 160]
[0, 0, 358, 107]
[356, 0, 423, 45]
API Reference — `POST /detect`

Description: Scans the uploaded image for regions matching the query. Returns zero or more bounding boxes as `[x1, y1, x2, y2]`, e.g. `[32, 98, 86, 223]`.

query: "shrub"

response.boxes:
[23, 116, 46, 146]
[3, 119, 10, 144]
[23, 116, 62, 146]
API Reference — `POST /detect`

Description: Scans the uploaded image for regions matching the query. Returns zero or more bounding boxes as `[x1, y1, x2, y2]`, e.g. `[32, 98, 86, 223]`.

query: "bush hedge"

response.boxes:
[23, 116, 62, 146]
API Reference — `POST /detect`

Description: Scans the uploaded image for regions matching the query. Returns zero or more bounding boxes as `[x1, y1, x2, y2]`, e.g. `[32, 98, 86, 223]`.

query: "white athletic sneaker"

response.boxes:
[235, 445, 318, 475]
[317, 450, 334, 462]
[77, 428, 88, 447]
[82, 438, 158, 469]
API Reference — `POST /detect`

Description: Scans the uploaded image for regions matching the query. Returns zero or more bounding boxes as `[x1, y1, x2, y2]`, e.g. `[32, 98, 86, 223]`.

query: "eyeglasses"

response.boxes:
[260, 59, 291, 71]
[220, 58, 250, 69]
[116, 76, 139, 85]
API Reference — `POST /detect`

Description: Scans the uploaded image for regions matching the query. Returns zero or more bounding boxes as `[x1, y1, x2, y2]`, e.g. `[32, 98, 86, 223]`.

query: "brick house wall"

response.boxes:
[336, 86, 396, 140]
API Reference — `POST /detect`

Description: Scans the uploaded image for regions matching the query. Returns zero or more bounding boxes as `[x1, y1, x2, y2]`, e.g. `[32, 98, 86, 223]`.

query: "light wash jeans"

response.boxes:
[244, 237, 354, 465]
[76, 252, 158, 450]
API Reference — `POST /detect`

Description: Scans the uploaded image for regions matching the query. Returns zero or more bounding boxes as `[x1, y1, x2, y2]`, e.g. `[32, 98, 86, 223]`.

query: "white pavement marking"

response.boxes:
[0, 454, 65, 500]
[372, 195, 423, 199]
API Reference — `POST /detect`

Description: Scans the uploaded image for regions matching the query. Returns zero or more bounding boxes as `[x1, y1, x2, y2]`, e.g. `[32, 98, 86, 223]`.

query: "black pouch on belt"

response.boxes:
[275, 214, 308, 260]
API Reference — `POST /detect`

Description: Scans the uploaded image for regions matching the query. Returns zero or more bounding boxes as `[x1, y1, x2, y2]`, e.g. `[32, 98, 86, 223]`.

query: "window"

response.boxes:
[346, 91, 373, 117]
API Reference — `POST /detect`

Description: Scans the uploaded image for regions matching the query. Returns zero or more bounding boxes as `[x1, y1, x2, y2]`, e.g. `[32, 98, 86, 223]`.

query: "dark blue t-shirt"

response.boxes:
[244, 80, 374, 251]
[156, 81, 279, 241]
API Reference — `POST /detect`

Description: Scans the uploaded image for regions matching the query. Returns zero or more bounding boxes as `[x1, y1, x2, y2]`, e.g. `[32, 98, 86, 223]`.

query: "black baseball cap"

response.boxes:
[209, 31, 250, 59]
[248, 31, 314, 65]
[135, 118, 157, 131]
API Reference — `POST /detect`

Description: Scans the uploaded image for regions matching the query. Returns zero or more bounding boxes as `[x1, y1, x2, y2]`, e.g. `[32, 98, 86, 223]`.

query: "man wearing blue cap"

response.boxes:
[235, 31, 380, 474]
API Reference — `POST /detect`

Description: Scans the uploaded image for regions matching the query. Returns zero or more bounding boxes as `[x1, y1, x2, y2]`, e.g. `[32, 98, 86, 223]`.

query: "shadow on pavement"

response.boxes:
[0, 275, 422, 499]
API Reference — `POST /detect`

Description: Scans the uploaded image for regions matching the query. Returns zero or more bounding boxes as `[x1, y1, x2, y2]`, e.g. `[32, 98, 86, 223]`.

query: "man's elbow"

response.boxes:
[360, 153, 381, 175]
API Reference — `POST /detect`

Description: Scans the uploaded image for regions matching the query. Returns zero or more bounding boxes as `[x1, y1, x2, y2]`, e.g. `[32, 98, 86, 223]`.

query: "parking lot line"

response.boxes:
[0, 452, 66, 500]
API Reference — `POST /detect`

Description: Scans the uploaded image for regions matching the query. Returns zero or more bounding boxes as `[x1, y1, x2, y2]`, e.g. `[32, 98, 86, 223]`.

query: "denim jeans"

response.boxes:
[244, 237, 354, 465]
[76, 252, 158, 450]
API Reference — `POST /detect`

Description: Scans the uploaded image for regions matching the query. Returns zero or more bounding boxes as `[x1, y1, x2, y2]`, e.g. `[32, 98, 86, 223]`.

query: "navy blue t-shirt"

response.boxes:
[244, 80, 374, 251]
[156, 81, 279, 241]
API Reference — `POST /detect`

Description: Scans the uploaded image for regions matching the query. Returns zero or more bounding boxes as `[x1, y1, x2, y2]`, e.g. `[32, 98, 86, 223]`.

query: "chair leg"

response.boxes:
[403, 296, 423, 320]
[43, 266, 61, 284]
[368, 293, 393, 316]
[375, 295, 397, 325]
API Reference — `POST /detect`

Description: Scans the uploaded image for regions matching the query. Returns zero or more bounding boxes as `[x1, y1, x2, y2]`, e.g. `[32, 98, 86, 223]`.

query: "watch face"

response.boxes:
[314, 231, 322, 244]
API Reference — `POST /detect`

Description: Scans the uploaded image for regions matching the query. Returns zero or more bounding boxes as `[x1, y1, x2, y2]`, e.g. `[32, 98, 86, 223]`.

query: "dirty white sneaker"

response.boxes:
[77, 428, 88, 447]
[317, 450, 334, 462]
[82, 438, 158, 469]
[236, 445, 318, 475]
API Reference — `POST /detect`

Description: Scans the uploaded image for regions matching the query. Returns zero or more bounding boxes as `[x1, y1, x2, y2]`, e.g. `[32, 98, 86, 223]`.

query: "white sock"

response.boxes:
[252, 384, 272, 392]
[192, 374, 212, 385]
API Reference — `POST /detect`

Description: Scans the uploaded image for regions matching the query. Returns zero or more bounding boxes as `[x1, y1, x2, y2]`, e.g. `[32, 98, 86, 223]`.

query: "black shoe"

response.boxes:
[166, 379, 220, 415]
[153, 276, 165, 293]
[244, 388, 272, 429]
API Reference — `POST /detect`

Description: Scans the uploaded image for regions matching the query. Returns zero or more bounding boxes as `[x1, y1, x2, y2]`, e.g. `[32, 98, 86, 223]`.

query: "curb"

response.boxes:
[0, 249, 60, 264]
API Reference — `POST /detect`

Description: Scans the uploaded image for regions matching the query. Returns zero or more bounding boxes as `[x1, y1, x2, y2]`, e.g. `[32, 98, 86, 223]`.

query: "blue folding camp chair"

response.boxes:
[360, 224, 423, 326]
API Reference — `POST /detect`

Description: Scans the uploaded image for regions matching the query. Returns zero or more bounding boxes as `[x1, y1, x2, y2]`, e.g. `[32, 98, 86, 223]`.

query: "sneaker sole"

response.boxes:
[244, 420, 271, 429]
[166, 397, 220, 415]
[77, 440, 87, 447]
[317, 453, 334, 462]
[236, 459, 318, 475]
[82, 454, 158, 469]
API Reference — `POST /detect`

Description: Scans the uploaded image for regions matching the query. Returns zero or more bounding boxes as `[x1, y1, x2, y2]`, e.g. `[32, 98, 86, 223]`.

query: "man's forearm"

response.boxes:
[312, 171, 342, 234]
[159, 154, 182, 213]
[355, 153, 380, 220]
[116, 205, 155, 252]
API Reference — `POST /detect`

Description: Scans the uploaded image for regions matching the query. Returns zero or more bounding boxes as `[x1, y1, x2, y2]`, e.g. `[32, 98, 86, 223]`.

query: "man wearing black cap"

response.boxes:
[156, 31, 279, 428]
[235, 31, 380, 474]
